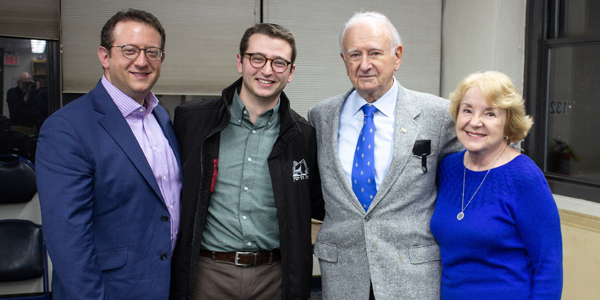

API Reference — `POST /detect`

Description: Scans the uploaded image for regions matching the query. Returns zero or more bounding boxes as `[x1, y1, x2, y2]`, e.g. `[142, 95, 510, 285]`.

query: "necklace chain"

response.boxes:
[458, 146, 506, 221]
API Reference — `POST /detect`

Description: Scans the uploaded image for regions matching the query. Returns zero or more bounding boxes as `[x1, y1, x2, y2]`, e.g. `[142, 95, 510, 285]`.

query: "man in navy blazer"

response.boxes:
[36, 9, 181, 300]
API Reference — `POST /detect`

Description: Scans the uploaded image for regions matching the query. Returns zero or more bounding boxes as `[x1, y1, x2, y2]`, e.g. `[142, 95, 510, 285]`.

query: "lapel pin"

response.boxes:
[401, 128, 407, 134]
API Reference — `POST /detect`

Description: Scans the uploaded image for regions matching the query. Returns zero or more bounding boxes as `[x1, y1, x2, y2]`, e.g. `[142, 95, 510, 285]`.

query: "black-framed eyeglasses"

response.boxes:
[109, 44, 164, 61]
[244, 53, 292, 73]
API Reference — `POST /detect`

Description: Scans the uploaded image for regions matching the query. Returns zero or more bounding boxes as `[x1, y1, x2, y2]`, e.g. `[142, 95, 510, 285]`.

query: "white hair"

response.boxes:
[339, 11, 402, 57]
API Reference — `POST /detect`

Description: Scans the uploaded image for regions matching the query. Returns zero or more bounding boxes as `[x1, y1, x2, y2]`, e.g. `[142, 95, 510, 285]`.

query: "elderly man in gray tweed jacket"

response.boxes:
[308, 11, 462, 300]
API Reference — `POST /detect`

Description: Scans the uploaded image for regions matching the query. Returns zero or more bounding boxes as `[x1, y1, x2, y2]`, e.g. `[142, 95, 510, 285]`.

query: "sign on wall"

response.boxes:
[4, 54, 19, 66]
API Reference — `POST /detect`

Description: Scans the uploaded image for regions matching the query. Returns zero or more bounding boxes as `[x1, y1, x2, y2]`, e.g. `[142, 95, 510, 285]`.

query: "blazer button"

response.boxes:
[365, 215, 370, 222]
[160, 253, 168, 261]
[161, 215, 169, 222]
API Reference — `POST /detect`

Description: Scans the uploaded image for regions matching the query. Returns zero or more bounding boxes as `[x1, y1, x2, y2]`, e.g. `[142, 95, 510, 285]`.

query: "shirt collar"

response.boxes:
[230, 89, 280, 129]
[230, 90, 245, 123]
[348, 77, 398, 118]
[101, 75, 159, 119]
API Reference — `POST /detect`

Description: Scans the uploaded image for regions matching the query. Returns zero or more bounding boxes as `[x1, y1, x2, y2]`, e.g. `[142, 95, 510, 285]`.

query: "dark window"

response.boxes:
[558, 0, 600, 38]
[525, 0, 600, 202]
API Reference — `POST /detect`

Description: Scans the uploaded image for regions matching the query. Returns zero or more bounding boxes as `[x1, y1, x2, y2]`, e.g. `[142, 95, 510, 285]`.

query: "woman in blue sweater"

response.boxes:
[430, 71, 562, 299]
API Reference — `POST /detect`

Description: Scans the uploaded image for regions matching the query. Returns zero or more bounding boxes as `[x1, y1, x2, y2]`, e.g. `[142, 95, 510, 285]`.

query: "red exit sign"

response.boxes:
[4, 54, 19, 65]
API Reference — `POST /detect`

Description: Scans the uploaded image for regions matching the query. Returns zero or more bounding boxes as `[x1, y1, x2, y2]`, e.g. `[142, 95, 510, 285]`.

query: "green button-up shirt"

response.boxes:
[201, 91, 281, 252]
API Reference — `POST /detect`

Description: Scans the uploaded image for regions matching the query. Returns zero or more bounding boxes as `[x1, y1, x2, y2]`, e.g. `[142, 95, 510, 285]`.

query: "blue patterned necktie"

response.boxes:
[352, 104, 378, 211]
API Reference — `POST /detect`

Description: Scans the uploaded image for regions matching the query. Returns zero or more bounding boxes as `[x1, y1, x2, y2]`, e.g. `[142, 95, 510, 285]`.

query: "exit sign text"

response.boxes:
[4, 54, 19, 65]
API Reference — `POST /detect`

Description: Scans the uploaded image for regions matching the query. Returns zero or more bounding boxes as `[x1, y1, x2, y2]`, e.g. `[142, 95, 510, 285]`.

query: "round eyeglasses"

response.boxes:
[244, 53, 292, 73]
[109, 44, 164, 61]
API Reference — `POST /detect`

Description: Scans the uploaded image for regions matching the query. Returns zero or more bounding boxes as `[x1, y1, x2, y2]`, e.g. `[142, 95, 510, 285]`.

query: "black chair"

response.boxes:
[0, 122, 38, 163]
[0, 219, 49, 300]
[0, 155, 36, 204]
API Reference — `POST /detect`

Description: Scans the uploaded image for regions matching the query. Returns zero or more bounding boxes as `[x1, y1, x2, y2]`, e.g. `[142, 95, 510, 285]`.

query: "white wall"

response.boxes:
[441, 0, 526, 97]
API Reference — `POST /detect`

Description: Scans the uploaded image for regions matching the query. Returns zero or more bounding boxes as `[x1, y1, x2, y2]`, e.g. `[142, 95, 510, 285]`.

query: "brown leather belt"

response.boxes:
[199, 249, 281, 266]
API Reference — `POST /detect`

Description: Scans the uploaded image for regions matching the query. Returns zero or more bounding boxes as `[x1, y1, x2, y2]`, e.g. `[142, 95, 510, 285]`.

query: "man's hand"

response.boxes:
[23, 81, 38, 102]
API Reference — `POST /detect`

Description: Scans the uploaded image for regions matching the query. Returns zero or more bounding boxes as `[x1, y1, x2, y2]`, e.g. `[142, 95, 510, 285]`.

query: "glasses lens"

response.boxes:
[146, 47, 162, 60]
[272, 59, 289, 73]
[249, 54, 266, 68]
[121, 45, 140, 59]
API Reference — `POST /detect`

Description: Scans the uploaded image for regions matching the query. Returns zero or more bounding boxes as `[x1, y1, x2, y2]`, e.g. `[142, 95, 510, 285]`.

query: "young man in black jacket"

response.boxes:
[170, 23, 325, 300]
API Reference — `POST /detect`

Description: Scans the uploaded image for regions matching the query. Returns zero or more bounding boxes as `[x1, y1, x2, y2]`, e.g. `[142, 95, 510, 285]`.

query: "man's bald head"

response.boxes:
[17, 72, 34, 92]
[18, 72, 32, 82]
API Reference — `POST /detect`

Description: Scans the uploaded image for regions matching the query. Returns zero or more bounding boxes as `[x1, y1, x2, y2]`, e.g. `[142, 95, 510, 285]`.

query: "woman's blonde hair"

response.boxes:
[448, 71, 533, 143]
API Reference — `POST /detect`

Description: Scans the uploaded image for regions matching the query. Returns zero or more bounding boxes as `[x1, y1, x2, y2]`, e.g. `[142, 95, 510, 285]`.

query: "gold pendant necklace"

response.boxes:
[457, 146, 506, 221]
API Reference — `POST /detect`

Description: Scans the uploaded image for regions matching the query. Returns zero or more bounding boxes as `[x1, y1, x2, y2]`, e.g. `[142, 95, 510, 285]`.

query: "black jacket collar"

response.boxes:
[217, 77, 300, 138]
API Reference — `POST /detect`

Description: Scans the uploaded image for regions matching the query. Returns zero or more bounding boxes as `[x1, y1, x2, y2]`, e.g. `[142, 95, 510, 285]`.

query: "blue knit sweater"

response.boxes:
[431, 150, 563, 299]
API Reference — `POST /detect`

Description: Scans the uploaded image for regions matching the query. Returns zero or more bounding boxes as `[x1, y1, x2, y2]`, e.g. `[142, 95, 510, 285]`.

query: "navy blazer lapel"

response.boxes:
[91, 82, 165, 202]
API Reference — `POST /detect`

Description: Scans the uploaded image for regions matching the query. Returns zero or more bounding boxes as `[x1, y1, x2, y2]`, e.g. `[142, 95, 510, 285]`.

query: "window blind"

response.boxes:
[0, 0, 60, 40]
[61, 0, 259, 94]
[264, 0, 442, 118]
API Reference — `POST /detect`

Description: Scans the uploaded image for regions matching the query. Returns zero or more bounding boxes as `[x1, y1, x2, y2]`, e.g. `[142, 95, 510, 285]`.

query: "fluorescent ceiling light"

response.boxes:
[31, 39, 46, 53]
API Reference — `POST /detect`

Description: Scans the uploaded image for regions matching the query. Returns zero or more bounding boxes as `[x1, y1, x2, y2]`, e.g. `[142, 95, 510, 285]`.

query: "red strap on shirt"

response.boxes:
[210, 159, 218, 192]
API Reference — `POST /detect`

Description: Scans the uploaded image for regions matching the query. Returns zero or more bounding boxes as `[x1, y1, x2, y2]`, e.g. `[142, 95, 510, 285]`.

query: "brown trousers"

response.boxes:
[193, 255, 282, 300]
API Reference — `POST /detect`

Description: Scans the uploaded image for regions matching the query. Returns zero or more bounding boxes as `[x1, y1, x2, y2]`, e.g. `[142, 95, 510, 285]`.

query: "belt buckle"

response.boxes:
[234, 251, 257, 266]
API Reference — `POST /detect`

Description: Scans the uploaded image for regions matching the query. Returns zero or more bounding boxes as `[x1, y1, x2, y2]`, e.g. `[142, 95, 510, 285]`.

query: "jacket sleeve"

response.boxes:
[36, 114, 109, 300]
[307, 107, 316, 128]
[307, 108, 325, 220]
[437, 105, 463, 161]
[310, 145, 325, 221]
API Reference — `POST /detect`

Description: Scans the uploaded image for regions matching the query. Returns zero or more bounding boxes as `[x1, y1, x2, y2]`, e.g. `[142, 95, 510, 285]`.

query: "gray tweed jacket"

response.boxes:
[308, 82, 462, 300]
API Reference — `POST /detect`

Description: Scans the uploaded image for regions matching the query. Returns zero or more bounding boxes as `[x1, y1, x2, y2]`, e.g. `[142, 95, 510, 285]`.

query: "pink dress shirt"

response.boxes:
[101, 76, 181, 252]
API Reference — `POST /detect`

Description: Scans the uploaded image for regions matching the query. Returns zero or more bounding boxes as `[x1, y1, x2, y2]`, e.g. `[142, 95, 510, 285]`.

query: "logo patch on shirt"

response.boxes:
[293, 159, 309, 181]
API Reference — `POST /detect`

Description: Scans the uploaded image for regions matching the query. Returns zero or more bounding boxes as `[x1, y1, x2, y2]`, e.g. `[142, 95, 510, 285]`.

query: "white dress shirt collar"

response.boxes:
[347, 77, 398, 118]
